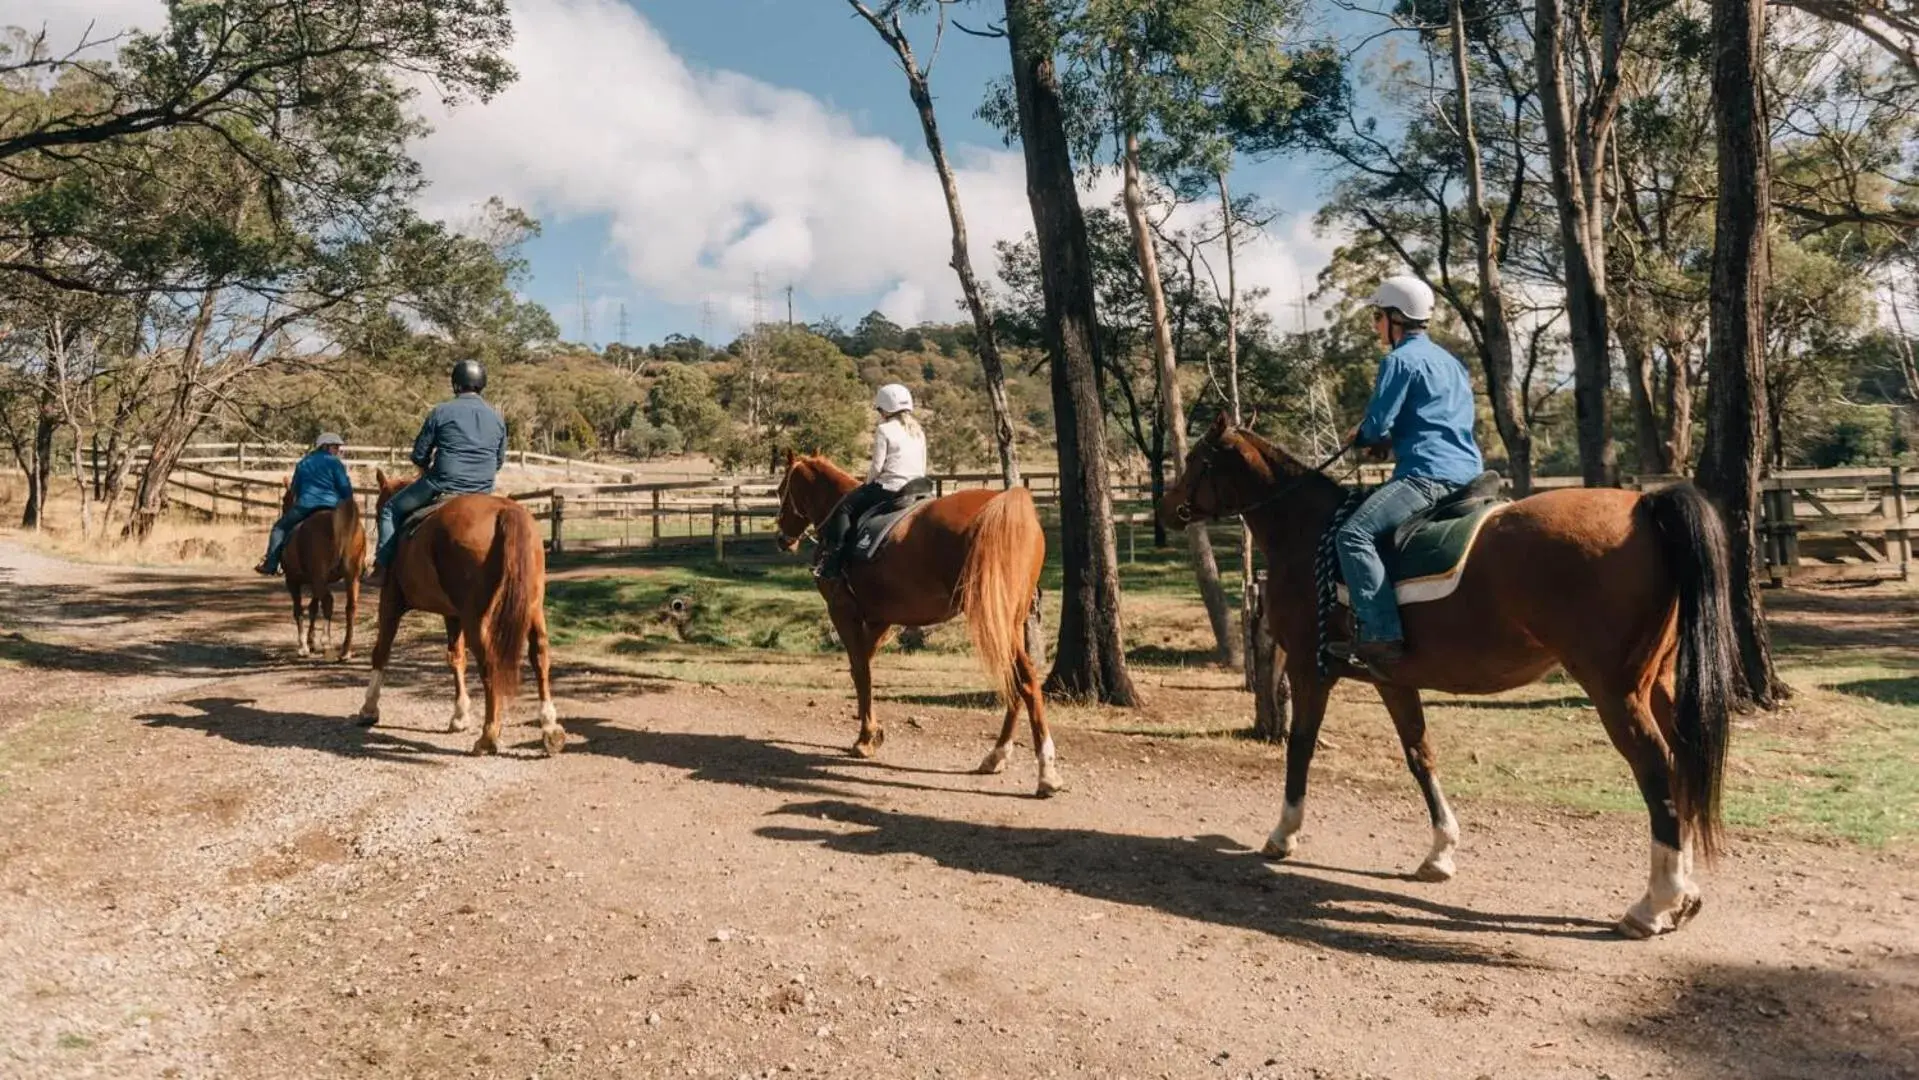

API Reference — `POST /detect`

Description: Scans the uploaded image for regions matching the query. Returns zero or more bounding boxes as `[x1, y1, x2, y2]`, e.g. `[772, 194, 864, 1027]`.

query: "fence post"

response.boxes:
[712, 504, 724, 563]
[550, 493, 566, 554]
[732, 484, 743, 536]
[651, 489, 662, 542]
[1895, 465, 1911, 580]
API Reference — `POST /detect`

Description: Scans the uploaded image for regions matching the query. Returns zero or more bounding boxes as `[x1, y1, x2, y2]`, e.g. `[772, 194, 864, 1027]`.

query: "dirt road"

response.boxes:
[0, 541, 1914, 1079]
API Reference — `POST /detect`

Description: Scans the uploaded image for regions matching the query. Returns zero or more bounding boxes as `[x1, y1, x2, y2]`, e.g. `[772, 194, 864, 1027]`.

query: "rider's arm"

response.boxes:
[1357, 353, 1412, 448]
[327, 456, 355, 503]
[868, 424, 889, 482]
[410, 408, 438, 470]
[495, 415, 508, 469]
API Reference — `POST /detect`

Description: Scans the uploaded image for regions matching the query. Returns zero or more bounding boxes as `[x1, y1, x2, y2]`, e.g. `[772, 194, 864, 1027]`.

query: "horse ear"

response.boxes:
[1208, 412, 1230, 436]
[784, 448, 796, 468]
[1244, 407, 1261, 430]
[375, 468, 387, 486]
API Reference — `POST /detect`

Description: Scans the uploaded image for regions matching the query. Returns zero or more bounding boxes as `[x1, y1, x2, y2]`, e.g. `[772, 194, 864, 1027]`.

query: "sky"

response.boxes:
[17, 0, 1345, 347]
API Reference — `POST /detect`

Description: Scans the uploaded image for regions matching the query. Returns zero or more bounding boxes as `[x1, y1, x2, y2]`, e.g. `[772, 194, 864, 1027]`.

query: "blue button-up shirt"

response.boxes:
[412, 392, 508, 494]
[289, 450, 356, 513]
[1357, 332, 1485, 484]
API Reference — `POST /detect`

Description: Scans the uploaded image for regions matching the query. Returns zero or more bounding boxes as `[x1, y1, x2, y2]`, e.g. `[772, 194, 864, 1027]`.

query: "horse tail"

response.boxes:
[1640, 482, 1743, 861]
[480, 501, 543, 702]
[330, 498, 363, 578]
[959, 486, 1045, 709]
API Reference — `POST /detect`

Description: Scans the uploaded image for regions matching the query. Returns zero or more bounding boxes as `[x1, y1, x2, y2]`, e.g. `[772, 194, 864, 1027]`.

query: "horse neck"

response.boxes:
[1234, 436, 1345, 575]
[799, 460, 859, 525]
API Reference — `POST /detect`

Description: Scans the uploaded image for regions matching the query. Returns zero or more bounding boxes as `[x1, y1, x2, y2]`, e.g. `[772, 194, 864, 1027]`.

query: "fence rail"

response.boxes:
[72, 443, 1918, 581]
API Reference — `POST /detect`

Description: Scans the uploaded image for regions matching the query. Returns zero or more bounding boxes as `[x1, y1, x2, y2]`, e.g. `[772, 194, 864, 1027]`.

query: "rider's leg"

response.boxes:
[374, 477, 442, 569]
[815, 482, 888, 579]
[1333, 477, 1450, 652]
[258, 507, 305, 574]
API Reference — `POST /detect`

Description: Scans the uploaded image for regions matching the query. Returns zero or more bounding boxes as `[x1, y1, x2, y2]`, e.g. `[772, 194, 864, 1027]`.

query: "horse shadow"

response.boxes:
[753, 797, 1615, 967]
[136, 696, 467, 762]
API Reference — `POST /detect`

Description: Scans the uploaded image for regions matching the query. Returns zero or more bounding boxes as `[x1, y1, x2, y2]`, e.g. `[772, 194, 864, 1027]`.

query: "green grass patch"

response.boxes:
[545, 560, 833, 653]
[56, 1033, 92, 1051]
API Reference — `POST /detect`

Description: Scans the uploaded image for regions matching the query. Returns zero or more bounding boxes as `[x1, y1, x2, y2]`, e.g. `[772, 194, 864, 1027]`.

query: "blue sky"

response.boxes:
[406, 0, 1342, 349]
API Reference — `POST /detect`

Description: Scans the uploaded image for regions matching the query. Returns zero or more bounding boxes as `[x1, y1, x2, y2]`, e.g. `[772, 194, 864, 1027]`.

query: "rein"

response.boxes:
[1177, 439, 1354, 524]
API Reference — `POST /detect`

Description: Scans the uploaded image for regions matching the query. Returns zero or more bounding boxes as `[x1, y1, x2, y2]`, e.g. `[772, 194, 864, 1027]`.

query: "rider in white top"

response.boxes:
[817, 383, 929, 579]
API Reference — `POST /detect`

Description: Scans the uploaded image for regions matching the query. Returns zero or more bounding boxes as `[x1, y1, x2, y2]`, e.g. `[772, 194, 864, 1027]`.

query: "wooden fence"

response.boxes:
[100, 443, 1919, 581]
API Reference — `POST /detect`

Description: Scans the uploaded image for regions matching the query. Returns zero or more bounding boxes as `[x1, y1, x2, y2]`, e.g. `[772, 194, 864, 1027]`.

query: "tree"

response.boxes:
[646, 364, 727, 450]
[1004, 0, 1138, 705]
[1697, 0, 1784, 704]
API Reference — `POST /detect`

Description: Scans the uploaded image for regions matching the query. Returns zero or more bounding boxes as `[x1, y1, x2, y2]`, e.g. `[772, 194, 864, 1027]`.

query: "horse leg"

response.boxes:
[1377, 685, 1460, 882]
[338, 571, 359, 662]
[357, 587, 403, 727]
[1262, 664, 1334, 859]
[443, 616, 472, 733]
[1018, 648, 1063, 797]
[1605, 677, 1701, 938]
[977, 705, 1017, 776]
[289, 581, 309, 658]
[317, 585, 335, 658]
[463, 614, 505, 757]
[529, 605, 565, 757]
[831, 606, 886, 757]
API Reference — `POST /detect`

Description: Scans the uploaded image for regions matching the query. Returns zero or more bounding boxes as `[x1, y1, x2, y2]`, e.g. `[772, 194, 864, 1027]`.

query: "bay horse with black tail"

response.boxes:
[356, 470, 564, 757]
[773, 451, 1058, 796]
[279, 482, 367, 661]
[1161, 415, 1743, 937]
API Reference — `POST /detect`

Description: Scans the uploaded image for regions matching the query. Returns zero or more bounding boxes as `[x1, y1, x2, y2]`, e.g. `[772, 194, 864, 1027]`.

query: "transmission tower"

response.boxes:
[699, 300, 716, 356]
[617, 301, 629, 347]
[576, 269, 592, 346]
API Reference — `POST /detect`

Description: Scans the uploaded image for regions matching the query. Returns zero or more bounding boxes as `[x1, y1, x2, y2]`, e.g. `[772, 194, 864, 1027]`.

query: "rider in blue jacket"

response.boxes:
[256, 433, 355, 575]
[1336, 275, 1485, 674]
[370, 359, 508, 582]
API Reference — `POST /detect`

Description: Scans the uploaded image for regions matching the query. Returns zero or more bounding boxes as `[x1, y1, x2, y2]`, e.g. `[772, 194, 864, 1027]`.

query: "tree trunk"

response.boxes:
[1663, 341, 1695, 472]
[1217, 173, 1265, 692]
[21, 405, 54, 530]
[1535, 0, 1618, 487]
[1005, 0, 1137, 705]
[1697, 0, 1784, 705]
[1619, 321, 1673, 475]
[1122, 129, 1236, 666]
[845, 1, 1044, 665]
[1451, 0, 1535, 495]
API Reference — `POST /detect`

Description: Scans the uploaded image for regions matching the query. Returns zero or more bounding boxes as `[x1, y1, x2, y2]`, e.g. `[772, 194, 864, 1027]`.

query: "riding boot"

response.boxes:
[1351, 639, 1406, 679]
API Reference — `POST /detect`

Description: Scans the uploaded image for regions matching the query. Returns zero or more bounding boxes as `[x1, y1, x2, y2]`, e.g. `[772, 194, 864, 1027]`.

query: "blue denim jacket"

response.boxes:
[411, 393, 508, 494]
[1357, 332, 1485, 484]
[288, 451, 355, 512]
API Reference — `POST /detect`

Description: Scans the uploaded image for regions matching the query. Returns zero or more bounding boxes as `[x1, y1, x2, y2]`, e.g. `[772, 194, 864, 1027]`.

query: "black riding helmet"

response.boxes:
[451, 358, 487, 394]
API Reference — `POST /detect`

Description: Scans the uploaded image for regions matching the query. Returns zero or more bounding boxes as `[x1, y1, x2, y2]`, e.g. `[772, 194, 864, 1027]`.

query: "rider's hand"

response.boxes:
[1365, 443, 1392, 463]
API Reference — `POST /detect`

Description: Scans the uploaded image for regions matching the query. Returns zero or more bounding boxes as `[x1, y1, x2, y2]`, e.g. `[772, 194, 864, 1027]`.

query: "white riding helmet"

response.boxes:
[315, 432, 345, 448]
[873, 383, 914, 415]
[1369, 274, 1435, 323]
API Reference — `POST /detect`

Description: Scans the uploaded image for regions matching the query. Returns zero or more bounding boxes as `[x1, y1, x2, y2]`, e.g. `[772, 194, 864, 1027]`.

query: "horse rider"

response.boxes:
[815, 382, 928, 580]
[1336, 274, 1485, 674]
[368, 358, 508, 586]
[255, 432, 355, 576]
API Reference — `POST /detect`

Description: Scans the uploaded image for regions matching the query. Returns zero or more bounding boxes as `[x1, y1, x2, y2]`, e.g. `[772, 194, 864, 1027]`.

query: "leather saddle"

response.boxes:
[1387, 470, 1505, 551]
[399, 493, 457, 539]
[847, 478, 936, 563]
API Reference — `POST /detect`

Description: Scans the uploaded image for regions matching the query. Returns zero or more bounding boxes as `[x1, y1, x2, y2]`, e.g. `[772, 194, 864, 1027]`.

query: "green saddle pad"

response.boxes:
[1385, 500, 1504, 584]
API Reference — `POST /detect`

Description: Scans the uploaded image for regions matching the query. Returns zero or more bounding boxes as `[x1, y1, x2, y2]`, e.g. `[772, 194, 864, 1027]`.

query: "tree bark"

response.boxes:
[1005, 0, 1137, 705]
[845, 1, 1045, 665]
[1619, 319, 1673, 474]
[1121, 129, 1236, 666]
[1450, 0, 1535, 495]
[124, 289, 218, 541]
[1535, 0, 1621, 487]
[1663, 341, 1695, 472]
[1697, 0, 1784, 705]
[22, 403, 54, 530]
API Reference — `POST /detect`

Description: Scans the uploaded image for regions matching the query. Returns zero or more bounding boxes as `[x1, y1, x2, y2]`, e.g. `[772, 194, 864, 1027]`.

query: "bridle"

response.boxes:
[774, 469, 814, 550]
[1174, 432, 1353, 524]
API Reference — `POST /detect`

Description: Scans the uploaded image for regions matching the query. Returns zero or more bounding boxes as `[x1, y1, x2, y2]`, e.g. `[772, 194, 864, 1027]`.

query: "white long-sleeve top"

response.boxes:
[868, 417, 927, 491]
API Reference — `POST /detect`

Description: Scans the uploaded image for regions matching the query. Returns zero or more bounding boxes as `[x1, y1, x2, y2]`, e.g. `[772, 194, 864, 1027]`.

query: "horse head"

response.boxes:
[1160, 413, 1262, 529]
[373, 468, 410, 512]
[773, 450, 814, 553]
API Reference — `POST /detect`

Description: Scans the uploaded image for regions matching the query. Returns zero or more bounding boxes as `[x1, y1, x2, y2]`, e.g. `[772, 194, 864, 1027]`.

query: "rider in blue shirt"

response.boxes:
[1336, 275, 1485, 674]
[369, 359, 508, 582]
[256, 432, 356, 575]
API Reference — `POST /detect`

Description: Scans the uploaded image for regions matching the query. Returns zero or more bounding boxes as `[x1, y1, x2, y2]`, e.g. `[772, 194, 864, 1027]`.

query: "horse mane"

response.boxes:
[803, 454, 857, 487]
[1225, 427, 1342, 497]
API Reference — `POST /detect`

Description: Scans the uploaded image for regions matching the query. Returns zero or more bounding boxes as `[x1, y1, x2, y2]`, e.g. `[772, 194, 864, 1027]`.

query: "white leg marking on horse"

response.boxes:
[1034, 736, 1064, 797]
[358, 670, 384, 720]
[1263, 800, 1304, 859]
[448, 694, 471, 732]
[538, 698, 565, 756]
[977, 743, 1011, 774]
[1416, 783, 1461, 882]
[539, 699, 559, 727]
[1619, 840, 1702, 939]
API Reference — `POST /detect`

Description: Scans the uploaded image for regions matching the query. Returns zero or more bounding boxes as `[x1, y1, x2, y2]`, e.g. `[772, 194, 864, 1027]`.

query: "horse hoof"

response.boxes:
[1260, 839, 1296, 861]
[355, 711, 379, 728]
[850, 742, 879, 759]
[542, 728, 567, 757]
[1413, 858, 1456, 883]
[470, 737, 499, 757]
[975, 753, 1009, 775]
[1615, 893, 1703, 940]
[1034, 777, 1066, 798]
[336, 651, 354, 663]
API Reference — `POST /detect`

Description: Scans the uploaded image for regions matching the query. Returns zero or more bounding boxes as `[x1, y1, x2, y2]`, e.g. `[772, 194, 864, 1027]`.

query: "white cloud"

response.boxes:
[6, 0, 1336, 331]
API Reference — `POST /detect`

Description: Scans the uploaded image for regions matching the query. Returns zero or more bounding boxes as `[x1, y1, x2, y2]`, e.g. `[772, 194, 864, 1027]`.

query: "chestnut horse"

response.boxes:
[1161, 416, 1743, 937]
[355, 470, 564, 757]
[279, 483, 367, 661]
[773, 452, 1058, 795]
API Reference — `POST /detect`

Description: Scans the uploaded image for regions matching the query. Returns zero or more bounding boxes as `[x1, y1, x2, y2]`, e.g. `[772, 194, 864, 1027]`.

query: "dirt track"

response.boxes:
[1, 540, 1915, 1079]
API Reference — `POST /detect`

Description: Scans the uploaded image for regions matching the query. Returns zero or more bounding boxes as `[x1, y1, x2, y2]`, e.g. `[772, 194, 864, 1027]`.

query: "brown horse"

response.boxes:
[773, 452, 1058, 795]
[355, 470, 564, 757]
[279, 483, 367, 661]
[1161, 416, 1743, 937]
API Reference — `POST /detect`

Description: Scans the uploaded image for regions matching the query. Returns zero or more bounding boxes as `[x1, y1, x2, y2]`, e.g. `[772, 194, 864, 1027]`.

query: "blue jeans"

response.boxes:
[262, 506, 325, 572]
[375, 477, 444, 568]
[1335, 476, 1457, 644]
